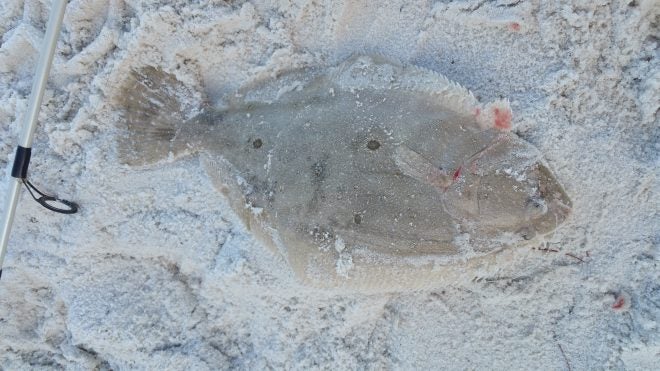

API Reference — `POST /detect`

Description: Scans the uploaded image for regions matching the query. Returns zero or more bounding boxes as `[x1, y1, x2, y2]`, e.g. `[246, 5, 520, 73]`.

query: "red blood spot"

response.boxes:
[509, 22, 521, 31]
[612, 296, 625, 309]
[493, 107, 512, 130]
[474, 108, 481, 117]
[453, 166, 462, 181]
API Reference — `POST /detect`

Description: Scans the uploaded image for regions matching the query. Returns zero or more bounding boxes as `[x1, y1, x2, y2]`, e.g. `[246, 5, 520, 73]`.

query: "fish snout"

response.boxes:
[528, 164, 572, 236]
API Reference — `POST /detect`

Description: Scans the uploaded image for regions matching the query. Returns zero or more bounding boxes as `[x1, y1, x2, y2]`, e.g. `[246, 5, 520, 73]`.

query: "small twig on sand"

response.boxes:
[557, 343, 572, 371]
[565, 253, 585, 263]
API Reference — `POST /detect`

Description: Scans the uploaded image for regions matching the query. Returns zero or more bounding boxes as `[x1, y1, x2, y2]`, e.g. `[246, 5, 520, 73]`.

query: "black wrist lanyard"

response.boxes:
[12, 146, 78, 214]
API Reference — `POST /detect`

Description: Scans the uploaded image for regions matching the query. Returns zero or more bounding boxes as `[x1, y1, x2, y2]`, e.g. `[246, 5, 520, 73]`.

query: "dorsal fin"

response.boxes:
[333, 55, 512, 131]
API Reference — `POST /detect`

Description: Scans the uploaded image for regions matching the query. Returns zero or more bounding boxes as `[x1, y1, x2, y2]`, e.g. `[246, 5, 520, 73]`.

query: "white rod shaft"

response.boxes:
[20, 0, 68, 148]
[0, 180, 22, 274]
[0, 0, 68, 276]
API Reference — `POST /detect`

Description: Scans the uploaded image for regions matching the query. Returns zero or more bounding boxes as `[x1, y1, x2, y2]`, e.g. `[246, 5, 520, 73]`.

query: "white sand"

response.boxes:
[0, 0, 658, 369]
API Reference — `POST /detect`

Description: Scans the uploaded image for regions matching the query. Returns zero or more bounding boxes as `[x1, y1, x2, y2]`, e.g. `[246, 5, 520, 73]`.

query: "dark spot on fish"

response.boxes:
[367, 140, 381, 150]
[354, 214, 362, 225]
[308, 156, 330, 212]
[252, 138, 263, 149]
[312, 162, 325, 179]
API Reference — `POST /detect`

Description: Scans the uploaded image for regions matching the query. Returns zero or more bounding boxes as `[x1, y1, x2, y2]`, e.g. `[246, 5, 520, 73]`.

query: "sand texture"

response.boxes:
[0, 0, 658, 369]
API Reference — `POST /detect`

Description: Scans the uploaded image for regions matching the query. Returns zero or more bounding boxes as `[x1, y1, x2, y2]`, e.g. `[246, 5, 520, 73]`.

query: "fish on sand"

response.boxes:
[113, 55, 571, 291]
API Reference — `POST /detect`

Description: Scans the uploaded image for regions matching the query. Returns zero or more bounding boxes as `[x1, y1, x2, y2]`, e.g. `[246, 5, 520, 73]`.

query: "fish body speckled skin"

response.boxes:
[114, 55, 571, 291]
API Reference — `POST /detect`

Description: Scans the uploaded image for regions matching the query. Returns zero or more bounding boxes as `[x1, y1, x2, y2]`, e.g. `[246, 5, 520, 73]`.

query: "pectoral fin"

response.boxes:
[394, 146, 452, 190]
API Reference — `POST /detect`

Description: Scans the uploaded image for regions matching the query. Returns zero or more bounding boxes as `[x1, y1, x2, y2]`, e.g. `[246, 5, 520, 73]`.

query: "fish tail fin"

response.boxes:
[114, 66, 196, 166]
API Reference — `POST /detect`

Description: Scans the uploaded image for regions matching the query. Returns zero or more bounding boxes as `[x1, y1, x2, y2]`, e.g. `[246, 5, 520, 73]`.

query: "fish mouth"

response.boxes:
[529, 163, 572, 236]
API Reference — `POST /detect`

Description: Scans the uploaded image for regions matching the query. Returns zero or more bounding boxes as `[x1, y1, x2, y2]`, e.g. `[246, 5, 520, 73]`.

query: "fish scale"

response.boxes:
[114, 55, 571, 292]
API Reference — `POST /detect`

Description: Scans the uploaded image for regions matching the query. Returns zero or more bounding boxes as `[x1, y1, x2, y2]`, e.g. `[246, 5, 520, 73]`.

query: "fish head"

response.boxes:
[443, 135, 572, 241]
[524, 162, 572, 237]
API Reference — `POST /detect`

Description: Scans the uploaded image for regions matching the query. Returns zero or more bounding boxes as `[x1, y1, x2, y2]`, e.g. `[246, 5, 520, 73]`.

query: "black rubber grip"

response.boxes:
[11, 146, 31, 178]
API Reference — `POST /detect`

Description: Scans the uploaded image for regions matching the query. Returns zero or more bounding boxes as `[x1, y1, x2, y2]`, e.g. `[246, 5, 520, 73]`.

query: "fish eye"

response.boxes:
[367, 140, 381, 150]
[517, 226, 536, 240]
[525, 198, 548, 218]
[252, 138, 263, 149]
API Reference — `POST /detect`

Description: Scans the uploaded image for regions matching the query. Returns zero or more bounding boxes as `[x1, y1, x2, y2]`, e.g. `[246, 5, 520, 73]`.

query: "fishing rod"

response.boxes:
[0, 0, 77, 280]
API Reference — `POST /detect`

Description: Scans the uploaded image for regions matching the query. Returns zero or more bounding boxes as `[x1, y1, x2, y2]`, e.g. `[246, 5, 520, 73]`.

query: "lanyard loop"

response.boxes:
[22, 179, 78, 214]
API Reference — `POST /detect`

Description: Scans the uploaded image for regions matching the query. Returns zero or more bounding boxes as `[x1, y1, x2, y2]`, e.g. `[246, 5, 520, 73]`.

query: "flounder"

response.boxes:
[114, 55, 571, 291]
